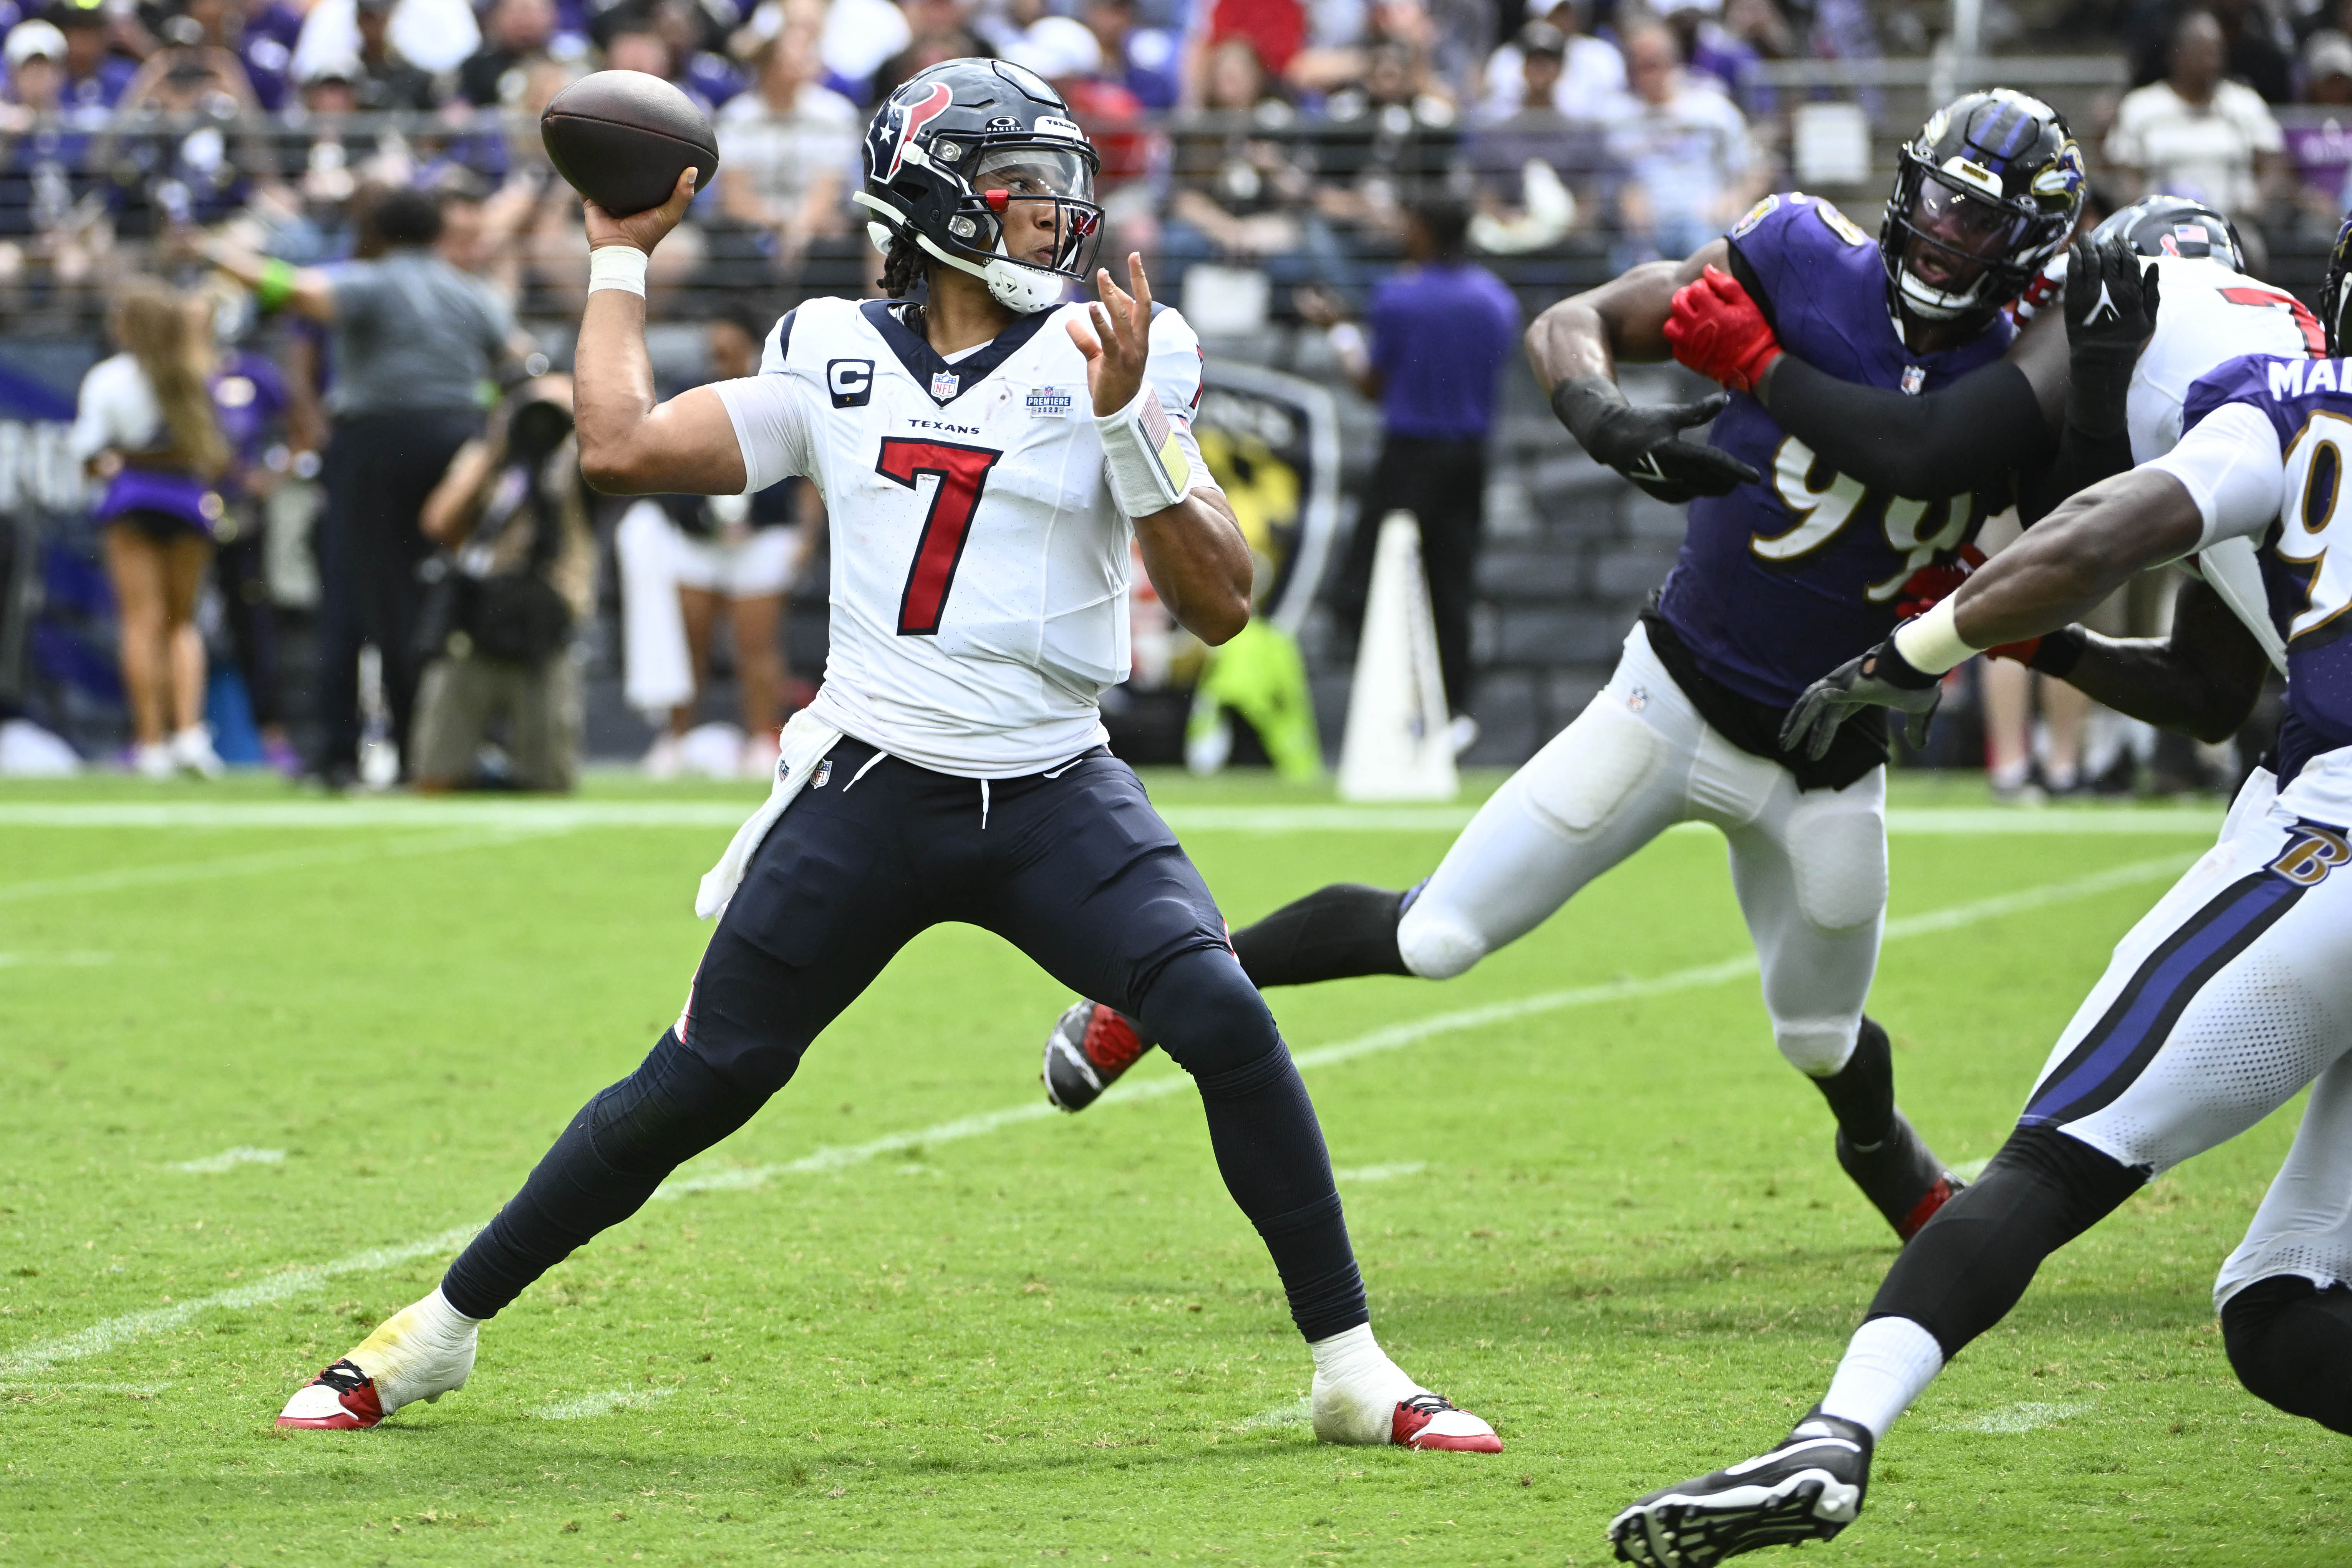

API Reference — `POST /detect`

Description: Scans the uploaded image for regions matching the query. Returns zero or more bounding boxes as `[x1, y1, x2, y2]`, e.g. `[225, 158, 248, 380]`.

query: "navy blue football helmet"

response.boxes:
[2092, 194, 2246, 273]
[857, 58, 1104, 314]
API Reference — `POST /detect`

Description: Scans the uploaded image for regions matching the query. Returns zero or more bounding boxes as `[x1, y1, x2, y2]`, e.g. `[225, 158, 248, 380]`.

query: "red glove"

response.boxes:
[1986, 637, 2042, 664]
[1664, 265, 1783, 394]
[1892, 544, 1985, 621]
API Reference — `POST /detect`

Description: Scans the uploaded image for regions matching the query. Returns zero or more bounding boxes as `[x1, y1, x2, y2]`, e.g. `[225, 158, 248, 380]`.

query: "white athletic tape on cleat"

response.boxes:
[534, 1386, 679, 1420]
[0, 855, 2195, 1376]
[165, 1146, 286, 1174]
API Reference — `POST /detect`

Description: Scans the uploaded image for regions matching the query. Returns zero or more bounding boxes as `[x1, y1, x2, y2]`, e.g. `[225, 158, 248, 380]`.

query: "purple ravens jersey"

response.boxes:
[1654, 194, 2015, 706]
[2183, 354, 2352, 778]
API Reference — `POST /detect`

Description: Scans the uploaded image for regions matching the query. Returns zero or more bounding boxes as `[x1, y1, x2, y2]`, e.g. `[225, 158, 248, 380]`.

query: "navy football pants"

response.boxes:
[443, 740, 1369, 1340]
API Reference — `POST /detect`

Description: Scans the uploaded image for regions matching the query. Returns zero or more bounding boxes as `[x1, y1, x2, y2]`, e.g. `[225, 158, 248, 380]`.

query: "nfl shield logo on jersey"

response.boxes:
[931, 371, 960, 400]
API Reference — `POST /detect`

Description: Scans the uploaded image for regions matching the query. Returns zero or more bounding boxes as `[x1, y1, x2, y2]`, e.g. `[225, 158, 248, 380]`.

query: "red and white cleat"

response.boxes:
[1042, 999, 1157, 1112]
[277, 1359, 387, 1429]
[1392, 1392, 1503, 1453]
[277, 1288, 478, 1430]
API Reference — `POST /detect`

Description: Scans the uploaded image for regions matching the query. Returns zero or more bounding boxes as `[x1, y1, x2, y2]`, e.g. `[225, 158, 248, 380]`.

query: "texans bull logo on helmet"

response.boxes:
[855, 58, 1108, 316]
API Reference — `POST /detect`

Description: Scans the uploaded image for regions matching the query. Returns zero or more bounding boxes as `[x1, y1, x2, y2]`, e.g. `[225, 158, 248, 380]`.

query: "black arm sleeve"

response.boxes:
[2013, 421, 2136, 525]
[1760, 355, 2052, 499]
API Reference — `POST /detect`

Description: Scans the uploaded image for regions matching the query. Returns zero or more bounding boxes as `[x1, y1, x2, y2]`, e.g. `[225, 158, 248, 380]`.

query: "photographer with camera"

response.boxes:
[409, 374, 593, 792]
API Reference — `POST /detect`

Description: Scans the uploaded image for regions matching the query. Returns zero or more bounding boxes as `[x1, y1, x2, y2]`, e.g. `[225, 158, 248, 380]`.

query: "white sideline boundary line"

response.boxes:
[0, 800, 2226, 836]
[0, 852, 2195, 1384]
[0, 826, 576, 905]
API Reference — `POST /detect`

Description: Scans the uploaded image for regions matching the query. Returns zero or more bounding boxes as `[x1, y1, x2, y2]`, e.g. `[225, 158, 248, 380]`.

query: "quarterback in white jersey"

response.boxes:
[277, 58, 1499, 1456]
[716, 290, 1212, 774]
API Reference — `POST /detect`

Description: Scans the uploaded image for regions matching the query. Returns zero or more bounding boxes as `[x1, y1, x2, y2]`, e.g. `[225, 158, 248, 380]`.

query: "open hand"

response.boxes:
[583, 168, 698, 256]
[1778, 638, 1942, 760]
[1069, 251, 1155, 416]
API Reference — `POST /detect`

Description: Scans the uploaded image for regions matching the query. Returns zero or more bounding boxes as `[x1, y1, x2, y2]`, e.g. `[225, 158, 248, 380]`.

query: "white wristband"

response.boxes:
[1097, 388, 1191, 518]
[1327, 321, 1369, 374]
[587, 245, 648, 297]
[1891, 596, 1979, 676]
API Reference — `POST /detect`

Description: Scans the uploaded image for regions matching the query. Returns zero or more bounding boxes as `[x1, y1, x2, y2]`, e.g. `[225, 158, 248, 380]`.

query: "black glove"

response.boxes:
[2063, 234, 2161, 442]
[1779, 636, 1943, 761]
[1550, 375, 1762, 504]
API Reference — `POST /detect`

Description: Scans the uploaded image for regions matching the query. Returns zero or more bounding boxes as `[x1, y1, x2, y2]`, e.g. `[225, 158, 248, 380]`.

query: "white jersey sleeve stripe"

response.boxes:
[2145, 400, 2287, 549]
[713, 374, 814, 496]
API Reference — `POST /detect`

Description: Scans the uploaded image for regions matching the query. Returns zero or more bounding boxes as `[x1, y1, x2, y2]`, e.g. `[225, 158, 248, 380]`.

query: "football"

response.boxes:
[539, 70, 719, 217]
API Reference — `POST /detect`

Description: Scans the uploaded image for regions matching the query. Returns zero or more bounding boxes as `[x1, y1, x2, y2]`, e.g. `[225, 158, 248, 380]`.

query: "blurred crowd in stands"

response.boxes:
[2, 0, 2342, 790]
[7, 0, 2352, 318]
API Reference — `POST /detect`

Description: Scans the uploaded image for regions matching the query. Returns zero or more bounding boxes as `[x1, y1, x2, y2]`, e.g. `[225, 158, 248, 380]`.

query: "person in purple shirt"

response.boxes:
[1306, 195, 1519, 738]
[51, 5, 137, 120]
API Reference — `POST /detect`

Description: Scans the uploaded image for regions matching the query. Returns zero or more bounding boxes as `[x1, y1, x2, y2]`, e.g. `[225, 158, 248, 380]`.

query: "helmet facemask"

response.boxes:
[862, 139, 1104, 315]
[1887, 162, 2054, 324]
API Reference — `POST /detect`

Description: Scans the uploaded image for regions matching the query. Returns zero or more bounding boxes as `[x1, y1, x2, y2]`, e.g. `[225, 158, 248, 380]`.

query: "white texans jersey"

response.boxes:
[2125, 255, 2319, 465]
[715, 295, 1217, 777]
[2127, 257, 2316, 672]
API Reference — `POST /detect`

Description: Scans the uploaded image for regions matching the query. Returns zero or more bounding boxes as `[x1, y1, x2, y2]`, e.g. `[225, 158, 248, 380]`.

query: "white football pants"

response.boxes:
[2000, 753, 2352, 1311]
[1399, 623, 1887, 1078]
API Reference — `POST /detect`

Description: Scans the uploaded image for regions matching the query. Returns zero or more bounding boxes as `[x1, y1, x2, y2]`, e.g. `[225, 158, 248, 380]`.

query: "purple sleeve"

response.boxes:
[2182, 353, 2294, 440]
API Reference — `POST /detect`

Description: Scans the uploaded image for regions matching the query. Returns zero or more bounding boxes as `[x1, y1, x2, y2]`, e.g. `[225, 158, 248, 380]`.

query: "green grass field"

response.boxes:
[3, 770, 2344, 1566]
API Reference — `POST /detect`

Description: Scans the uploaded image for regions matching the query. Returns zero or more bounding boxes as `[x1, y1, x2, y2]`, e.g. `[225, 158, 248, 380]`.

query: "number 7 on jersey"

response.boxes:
[881, 438, 1004, 636]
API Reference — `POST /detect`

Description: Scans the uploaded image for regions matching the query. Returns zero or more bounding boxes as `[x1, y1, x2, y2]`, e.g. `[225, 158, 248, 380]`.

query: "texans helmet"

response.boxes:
[2324, 214, 2352, 356]
[1881, 89, 2085, 328]
[857, 58, 1104, 315]
[2092, 194, 2246, 273]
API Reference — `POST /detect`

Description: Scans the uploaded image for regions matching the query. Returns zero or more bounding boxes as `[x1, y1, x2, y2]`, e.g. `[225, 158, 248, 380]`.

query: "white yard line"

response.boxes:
[164, 1147, 286, 1174]
[0, 852, 2193, 1382]
[533, 1386, 679, 1421]
[0, 1225, 479, 1382]
[1334, 1162, 1427, 1183]
[1944, 1399, 2094, 1434]
[0, 800, 2226, 836]
[0, 826, 575, 905]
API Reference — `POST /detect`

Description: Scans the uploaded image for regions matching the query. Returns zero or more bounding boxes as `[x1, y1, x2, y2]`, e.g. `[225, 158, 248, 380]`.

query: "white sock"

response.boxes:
[414, 1285, 483, 1339]
[1818, 1316, 1944, 1440]
[1309, 1323, 1416, 1399]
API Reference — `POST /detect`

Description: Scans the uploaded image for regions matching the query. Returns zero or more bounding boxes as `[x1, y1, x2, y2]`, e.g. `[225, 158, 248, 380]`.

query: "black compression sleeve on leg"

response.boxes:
[2223, 1275, 2352, 1435]
[441, 1031, 760, 1319]
[1811, 1016, 1895, 1146]
[1865, 1124, 2146, 1359]
[1228, 883, 1411, 988]
[1142, 949, 1368, 1341]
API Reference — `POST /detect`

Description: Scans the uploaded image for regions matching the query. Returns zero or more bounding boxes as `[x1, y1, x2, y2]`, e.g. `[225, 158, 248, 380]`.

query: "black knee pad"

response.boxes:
[587, 1030, 763, 1177]
[2223, 1274, 2352, 1435]
[1137, 946, 1282, 1080]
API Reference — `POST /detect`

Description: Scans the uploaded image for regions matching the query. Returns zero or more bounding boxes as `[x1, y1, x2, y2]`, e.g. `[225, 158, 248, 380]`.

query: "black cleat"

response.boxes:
[1838, 1109, 1963, 1242]
[1042, 999, 1157, 1111]
[1610, 1410, 1874, 1566]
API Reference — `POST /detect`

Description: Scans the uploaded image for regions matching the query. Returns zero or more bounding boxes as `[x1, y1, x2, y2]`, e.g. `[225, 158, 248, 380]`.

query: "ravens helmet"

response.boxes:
[2092, 194, 2246, 273]
[1881, 89, 2085, 328]
[2323, 214, 2352, 356]
[857, 58, 1104, 315]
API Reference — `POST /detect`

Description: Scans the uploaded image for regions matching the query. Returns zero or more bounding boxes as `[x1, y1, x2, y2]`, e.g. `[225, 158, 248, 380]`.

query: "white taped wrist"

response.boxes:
[1891, 595, 1978, 676]
[588, 246, 648, 298]
[1097, 388, 1191, 517]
